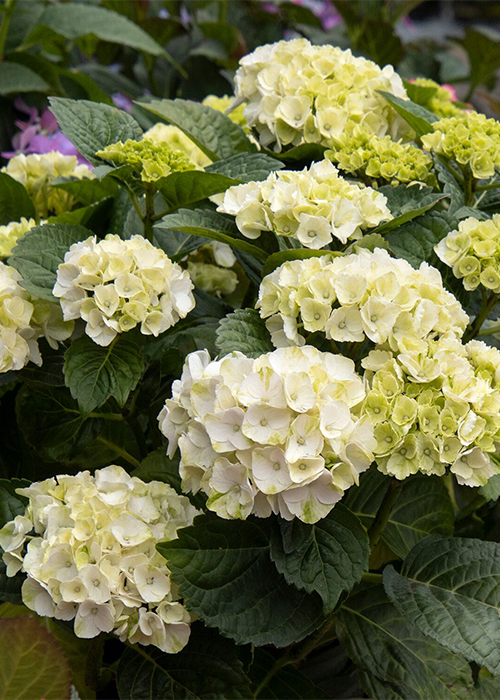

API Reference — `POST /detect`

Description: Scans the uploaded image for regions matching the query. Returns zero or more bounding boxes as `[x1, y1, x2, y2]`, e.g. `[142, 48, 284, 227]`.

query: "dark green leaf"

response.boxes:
[270, 503, 369, 613]
[249, 649, 329, 700]
[480, 474, 500, 501]
[206, 153, 284, 182]
[117, 624, 252, 700]
[454, 27, 500, 93]
[64, 335, 144, 417]
[0, 62, 49, 95]
[383, 536, 500, 675]
[434, 158, 465, 215]
[49, 97, 142, 166]
[0, 560, 23, 605]
[9, 222, 90, 301]
[375, 184, 448, 233]
[158, 514, 324, 647]
[215, 309, 273, 358]
[131, 449, 183, 494]
[154, 228, 206, 262]
[337, 583, 475, 700]
[0, 173, 35, 225]
[0, 479, 29, 528]
[385, 211, 456, 269]
[137, 98, 256, 162]
[156, 171, 237, 211]
[274, 143, 326, 164]
[378, 91, 437, 136]
[262, 249, 337, 278]
[51, 177, 118, 207]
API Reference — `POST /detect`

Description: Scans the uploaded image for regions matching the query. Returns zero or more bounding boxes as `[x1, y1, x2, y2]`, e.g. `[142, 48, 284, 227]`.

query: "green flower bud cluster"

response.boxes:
[411, 78, 462, 118]
[0, 217, 36, 259]
[2, 152, 94, 219]
[421, 112, 500, 179]
[361, 335, 500, 486]
[186, 242, 238, 298]
[325, 126, 434, 185]
[435, 215, 500, 293]
[96, 138, 195, 182]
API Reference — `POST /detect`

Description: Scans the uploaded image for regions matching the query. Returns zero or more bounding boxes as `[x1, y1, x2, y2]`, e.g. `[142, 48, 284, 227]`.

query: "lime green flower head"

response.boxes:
[187, 262, 238, 297]
[435, 215, 500, 294]
[0, 218, 36, 258]
[421, 112, 500, 179]
[96, 138, 195, 182]
[325, 125, 434, 186]
[411, 78, 463, 119]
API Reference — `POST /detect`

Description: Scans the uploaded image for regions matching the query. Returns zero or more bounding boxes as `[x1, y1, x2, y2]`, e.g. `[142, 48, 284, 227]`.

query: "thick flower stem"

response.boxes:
[367, 477, 403, 549]
[464, 292, 499, 342]
[143, 186, 155, 243]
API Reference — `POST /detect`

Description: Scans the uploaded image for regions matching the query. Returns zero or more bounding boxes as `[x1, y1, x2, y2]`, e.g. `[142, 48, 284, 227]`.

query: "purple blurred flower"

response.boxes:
[112, 93, 133, 114]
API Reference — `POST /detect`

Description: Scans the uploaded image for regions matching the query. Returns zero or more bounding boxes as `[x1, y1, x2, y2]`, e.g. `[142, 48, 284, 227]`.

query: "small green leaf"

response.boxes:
[262, 249, 337, 277]
[206, 153, 284, 182]
[156, 209, 268, 261]
[158, 514, 324, 647]
[384, 211, 456, 269]
[383, 537, 500, 675]
[375, 184, 448, 233]
[0, 62, 49, 95]
[9, 222, 90, 301]
[0, 479, 29, 529]
[0, 617, 71, 700]
[156, 171, 237, 211]
[0, 173, 36, 225]
[49, 97, 142, 166]
[378, 91, 437, 136]
[64, 335, 144, 417]
[137, 98, 256, 161]
[216, 309, 274, 359]
[117, 624, 252, 700]
[270, 503, 370, 613]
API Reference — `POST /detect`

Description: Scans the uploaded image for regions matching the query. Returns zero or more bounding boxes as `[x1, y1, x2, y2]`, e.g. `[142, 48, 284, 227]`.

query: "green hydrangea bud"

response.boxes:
[187, 262, 238, 297]
[96, 138, 195, 182]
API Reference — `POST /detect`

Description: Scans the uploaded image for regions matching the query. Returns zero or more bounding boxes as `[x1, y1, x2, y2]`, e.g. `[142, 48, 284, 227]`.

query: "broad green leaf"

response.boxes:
[137, 98, 256, 162]
[262, 249, 337, 277]
[0, 173, 36, 225]
[480, 474, 500, 501]
[375, 184, 448, 233]
[454, 27, 500, 93]
[378, 91, 437, 136]
[156, 171, 237, 212]
[337, 583, 475, 700]
[28, 3, 166, 57]
[384, 211, 456, 270]
[270, 503, 369, 613]
[158, 514, 324, 647]
[9, 222, 90, 301]
[16, 385, 104, 462]
[215, 309, 273, 359]
[434, 158, 465, 215]
[206, 153, 284, 182]
[156, 209, 268, 261]
[0, 479, 29, 528]
[154, 228, 206, 262]
[249, 649, 329, 700]
[0, 616, 71, 700]
[0, 560, 23, 605]
[64, 335, 144, 417]
[384, 536, 500, 675]
[132, 449, 183, 494]
[49, 97, 142, 166]
[274, 143, 326, 164]
[344, 469, 453, 559]
[404, 80, 439, 106]
[454, 206, 489, 221]
[0, 61, 49, 95]
[49, 197, 113, 227]
[51, 177, 118, 206]
[117, 624, 252, 700]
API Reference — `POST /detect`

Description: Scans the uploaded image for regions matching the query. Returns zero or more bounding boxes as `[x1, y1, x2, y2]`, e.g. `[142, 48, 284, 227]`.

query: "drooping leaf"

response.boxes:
[0, 62, 50, 95]
[155, 171, 238, 212]
[158, 514, 324, 647]
[9, 222, 90, 301]
[378, 91, 437, 136]
[384, 211, 457, 269]
[262, 249, 338, 277]
[375, 184, 448, 233]
[337, 583, 475, 700]
[383, 536, 500, 675]
[0, 616, 71, 700]
[344, 469, 453, 559]
[0, 173, 36, 225]
[215, 309, 274, 358]
[156, 209, 268, 261]
[137, 98, 256, 161]
[64, 335, 144, 417]
[249, 649, 329, 700]
[49, 97, 142, 166]
[0, 479, 29, 528]
[270, 503, 370, 613]
[206, 153, 284, 182]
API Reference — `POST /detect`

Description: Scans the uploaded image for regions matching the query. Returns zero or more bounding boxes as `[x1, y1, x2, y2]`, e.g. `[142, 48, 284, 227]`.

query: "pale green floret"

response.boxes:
[96, 138, 196, 182]
[0, 217, 37, 258]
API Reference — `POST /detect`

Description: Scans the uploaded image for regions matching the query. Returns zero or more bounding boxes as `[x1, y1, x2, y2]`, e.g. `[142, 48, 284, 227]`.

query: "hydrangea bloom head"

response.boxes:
[202, 94, 249, 131]
[361, 336, 500, 486]
[434, 215, 500, 293]
[217, 160, 392, 248]
[0, 466, 198, 653]
[158, 346, 375, 524]
[144, 124, 211, 169]
[53, 234, 195, 346]
[0, 262, 73, 373]
[325, 126, 434, 186]
[0, 217, 36, 258]
[257, 248, 468, 349]
[96, 138, 195, 182]
[411, 78, 463, 118]
[421, 112, 500, 179]
[234, 38, 410, 151]
[2, 152, 94, 218]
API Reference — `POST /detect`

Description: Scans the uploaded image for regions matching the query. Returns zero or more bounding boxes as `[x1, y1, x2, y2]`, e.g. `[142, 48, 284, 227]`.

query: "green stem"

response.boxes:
[126, 414, 148, 459]
[443, 473, 459, 514]
[0, 0, 16, 60]
[478, 323, 500, 337]
[218, 0, 228, 22]
[143, 186, 155, 243]
[475, 182, 500, 191]
[362, 572, 383, 583]
[463, 166, 476, 207]
[463, 292, 499, 341]
[96, 436, 141, 470]
[89, 412, 124, 421]
[438, 156, 464, 185]
[367, 478, 403, 549]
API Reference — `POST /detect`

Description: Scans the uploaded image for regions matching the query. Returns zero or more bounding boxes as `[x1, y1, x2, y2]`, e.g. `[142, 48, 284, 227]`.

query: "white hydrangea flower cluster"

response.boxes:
[258, 248, 468, 349]
[0, 262, 73, 373]
[217, 161, 392, 249]
[361, 336, 500, 486]
[0, 466, 199, 653]
[233, 38, 410, 151]
[0, 217, 36, 259]
[158, 346, 375, 524]
[53, 234, 195, 347]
